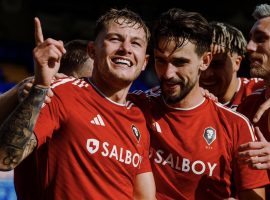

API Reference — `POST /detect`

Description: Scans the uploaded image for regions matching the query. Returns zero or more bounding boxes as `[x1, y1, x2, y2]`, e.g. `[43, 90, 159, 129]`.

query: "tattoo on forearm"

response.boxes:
[0, 85, 48, 170]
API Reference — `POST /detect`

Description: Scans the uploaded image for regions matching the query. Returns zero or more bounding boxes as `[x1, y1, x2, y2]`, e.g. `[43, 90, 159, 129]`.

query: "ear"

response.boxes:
[200, 52, 212, 71]
[142, 54, 150, 71]
[233, 54, 242, 72]
[87, 41, 95, 59]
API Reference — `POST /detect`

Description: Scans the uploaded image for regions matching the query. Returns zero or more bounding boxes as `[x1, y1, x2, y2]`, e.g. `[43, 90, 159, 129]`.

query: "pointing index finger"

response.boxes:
[34, 17, 44, 45]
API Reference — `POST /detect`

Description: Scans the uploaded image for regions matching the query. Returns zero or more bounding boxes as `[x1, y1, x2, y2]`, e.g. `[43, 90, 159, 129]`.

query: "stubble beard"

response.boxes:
[162, 80, 196, 104]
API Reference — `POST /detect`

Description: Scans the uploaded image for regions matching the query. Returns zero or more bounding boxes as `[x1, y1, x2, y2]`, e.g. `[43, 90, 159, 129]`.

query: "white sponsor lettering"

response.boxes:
[151, 149, 217, 176]
[154, 149, 163, 163]
[86, 139, 142, 168]
[208, 162, 217, 176]
[182, 158, 190, 172]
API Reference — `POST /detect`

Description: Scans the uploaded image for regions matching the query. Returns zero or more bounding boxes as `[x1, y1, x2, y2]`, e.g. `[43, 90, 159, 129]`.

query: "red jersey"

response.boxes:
[237, 88, 270, 141]
[226, 77, 264, 110]
[237, 88, 270, 199]
[14, 77, 151, 200]
[129, 87, 269, 200]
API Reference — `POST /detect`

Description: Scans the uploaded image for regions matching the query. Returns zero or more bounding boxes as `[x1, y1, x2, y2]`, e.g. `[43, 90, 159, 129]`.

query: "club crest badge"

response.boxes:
[203, 127, 216, 145]
[132, 125, 141, 143]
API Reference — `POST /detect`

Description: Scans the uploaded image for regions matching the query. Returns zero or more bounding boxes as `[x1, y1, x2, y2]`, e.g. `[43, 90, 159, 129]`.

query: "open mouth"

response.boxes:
[111, 57, 132, 67]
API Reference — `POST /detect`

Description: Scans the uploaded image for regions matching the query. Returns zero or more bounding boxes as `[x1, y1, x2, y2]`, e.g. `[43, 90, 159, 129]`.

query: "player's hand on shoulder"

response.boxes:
[200, 87, 218, 102]
[238, 127, 270, 170]
[17, 74, 68, 104]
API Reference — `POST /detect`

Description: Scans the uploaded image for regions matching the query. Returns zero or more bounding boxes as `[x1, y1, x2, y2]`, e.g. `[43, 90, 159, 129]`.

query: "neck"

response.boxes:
[220, 76, 239, 104]
[90, 76, 131, 104]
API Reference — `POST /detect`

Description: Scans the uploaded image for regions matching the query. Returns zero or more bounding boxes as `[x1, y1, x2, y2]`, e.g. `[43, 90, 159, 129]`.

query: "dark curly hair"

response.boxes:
[152, 8, 212, 56]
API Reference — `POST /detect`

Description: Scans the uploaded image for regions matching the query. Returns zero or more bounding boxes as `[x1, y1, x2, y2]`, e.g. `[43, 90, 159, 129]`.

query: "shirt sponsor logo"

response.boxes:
[203, 127, 216, 145]
[150, 148, 217, 176]
[86, 138, 142, 168]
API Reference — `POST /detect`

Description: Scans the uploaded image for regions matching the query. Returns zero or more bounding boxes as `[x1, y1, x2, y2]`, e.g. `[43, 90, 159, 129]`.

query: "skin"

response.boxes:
[238, 16, 270, 172]
[200, 52, 242, 104]
[248, 17, 270, 82]
[89, 19, 149, 103]
[154, 37, 211, 108]
[0, 76, 55, 125]
[154, 37, 265, 199]
[71, 56, 94, 78]
[249, 16, 270, 123]
[0, 17, 155, 199]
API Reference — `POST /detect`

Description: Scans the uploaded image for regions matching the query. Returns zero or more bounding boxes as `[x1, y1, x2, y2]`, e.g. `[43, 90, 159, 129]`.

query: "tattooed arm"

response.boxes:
[0, 85, 48, 171]
[0, 17, 66, 171]
[0, 17, 65, 171]
[0, 77, 34, 125]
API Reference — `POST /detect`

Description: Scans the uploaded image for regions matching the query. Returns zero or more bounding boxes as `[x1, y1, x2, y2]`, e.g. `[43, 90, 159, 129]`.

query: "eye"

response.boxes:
[132, 41, 142, 47]
[172, 60, 185, 67]
[253, 34, 268, 43]
[109, 37, 121, 42]
[155, 58, 166, 65]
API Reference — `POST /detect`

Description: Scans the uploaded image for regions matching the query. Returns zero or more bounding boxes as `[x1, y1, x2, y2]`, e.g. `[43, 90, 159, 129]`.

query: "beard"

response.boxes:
[161, 78, 196, 104]
[250, 67, 269, 79]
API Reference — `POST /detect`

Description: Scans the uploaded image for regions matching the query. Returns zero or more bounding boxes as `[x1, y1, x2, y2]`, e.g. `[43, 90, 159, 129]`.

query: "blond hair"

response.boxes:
[210, 21, 247, 56]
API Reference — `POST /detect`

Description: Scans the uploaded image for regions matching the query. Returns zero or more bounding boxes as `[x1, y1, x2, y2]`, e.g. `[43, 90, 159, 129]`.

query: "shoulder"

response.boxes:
[237, 88, 265, 113]
[128, 85, 161, 103]
[240, 77, 265, 90]
[212, 101, 252, 126]
[50, 77, 91, 94]
[240, 77, 264, 84]
[241, 87, 265, 103]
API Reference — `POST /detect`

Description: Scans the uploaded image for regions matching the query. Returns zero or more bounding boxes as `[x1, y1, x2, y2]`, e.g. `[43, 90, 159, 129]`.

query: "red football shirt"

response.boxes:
[14, 77, 151, 200]
[129, 87, 269, 200]
[237, 88, 270, 141]
[226, 77, 264, 110]
[237, 88, 270, 199]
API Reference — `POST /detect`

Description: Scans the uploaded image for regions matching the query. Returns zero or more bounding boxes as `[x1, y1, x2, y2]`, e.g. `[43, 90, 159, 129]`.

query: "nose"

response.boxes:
[159, 63, 175, 80]
[247, 39, 257, 53]
[118, 41, 132, 54]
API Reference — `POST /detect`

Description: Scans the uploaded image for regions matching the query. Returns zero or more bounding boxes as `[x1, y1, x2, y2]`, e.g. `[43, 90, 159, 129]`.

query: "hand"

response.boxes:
[53, 73, 68, 80]
[200, 87, 218, 102]
[253, 98, 270, 123]
[238, 127, 270, 170]
[33, 17, 66, 87]
[17, 76, 35, 102]
[17, 73, 68, 103]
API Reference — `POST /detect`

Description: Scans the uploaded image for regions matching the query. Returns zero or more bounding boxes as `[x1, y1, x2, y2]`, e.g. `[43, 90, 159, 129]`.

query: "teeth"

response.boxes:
[113, 58, 131, 66]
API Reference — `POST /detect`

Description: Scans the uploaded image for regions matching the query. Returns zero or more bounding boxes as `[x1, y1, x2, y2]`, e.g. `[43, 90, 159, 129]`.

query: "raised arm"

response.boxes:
[0, 17, 65, 171]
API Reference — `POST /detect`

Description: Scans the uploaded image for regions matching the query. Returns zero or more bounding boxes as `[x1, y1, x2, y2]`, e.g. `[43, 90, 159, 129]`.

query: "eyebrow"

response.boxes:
[106, 33, 147, 44]
[251, 29, 269, 37]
